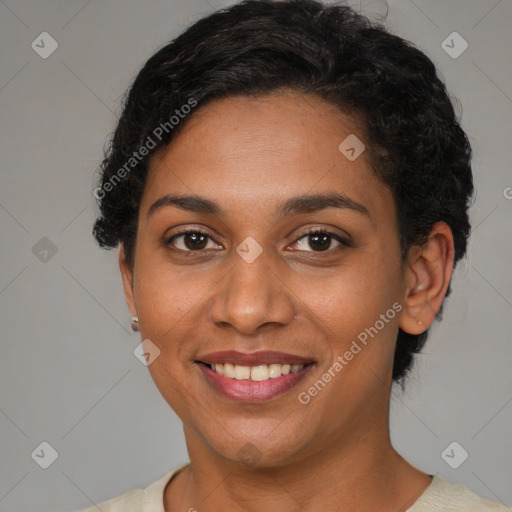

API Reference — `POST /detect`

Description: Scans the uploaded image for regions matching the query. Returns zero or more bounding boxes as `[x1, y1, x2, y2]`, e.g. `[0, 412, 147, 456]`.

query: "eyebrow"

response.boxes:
[147, 192, 370, 218]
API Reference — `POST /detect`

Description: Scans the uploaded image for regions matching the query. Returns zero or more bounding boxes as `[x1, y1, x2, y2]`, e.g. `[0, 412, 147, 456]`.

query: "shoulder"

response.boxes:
[76, 486, 144, 512]
[71, 464, 189, 512]
[408, 475, 511, 512]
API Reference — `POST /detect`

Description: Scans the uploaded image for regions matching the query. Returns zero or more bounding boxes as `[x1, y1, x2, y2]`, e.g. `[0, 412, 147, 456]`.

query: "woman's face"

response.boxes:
[122, 91, 410, 466]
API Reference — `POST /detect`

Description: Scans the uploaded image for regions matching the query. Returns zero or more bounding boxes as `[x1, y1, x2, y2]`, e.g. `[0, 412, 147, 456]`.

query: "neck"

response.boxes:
[164, 423, 431, 512]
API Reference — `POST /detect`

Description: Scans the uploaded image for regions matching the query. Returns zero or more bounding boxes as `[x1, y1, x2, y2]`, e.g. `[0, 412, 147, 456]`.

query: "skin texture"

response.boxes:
[119, 91, 454, 512]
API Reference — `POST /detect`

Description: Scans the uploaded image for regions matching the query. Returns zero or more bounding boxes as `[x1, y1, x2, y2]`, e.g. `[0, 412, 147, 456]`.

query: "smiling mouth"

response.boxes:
[202, 362, 309, 381]
[195, 353, 315, 402]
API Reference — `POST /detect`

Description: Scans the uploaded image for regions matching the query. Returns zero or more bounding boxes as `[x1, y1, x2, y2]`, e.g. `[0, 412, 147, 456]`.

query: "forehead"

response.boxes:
[141, 92, 393, 224]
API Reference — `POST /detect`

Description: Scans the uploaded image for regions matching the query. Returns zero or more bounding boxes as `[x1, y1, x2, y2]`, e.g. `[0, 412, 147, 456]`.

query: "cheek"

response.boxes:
[310, 258, 402, 364]
[300, 266, 400, 426]
[134, 264, 203, 416]
[133, 246, 204, 332]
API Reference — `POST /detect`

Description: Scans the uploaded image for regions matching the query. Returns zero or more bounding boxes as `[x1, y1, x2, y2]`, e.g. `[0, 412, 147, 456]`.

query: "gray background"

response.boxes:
[0, 0, 511, 511]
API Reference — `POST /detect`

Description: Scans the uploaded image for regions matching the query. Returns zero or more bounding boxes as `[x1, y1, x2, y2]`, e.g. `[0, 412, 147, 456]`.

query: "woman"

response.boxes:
[82, 1, 509, 510]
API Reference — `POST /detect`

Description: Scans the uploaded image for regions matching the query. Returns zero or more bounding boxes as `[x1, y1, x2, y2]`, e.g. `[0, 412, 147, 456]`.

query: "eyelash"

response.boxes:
[165, 227, 350, 254]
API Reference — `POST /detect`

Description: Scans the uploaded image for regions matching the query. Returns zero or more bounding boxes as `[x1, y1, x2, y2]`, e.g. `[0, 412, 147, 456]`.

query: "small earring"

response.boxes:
[131, 316, 140, 332]
[418, 320, 423, 326]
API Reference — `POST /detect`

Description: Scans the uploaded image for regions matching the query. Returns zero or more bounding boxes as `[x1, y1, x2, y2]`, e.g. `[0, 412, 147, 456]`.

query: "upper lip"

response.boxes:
[196, 350, 313, 366]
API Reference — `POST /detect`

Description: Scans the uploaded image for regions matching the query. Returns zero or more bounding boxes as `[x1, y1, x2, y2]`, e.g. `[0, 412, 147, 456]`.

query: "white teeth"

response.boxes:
[209, 363, 304, 381]
[234, 365, 251, 380]
[268, 364, 280, 378]
[223, 363, 235, 378]
[251, 365, 269, 381]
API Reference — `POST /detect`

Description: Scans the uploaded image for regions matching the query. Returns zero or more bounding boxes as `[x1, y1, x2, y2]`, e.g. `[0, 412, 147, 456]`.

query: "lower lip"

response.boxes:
[197, 363, 314, 403]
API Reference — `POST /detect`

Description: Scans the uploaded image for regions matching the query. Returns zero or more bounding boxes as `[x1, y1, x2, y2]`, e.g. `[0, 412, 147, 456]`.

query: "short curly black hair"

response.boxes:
[93, 0, 474, 383]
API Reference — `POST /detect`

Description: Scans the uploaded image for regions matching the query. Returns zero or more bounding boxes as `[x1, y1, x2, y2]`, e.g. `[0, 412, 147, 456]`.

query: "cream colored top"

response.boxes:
[76, 464, 511, 511]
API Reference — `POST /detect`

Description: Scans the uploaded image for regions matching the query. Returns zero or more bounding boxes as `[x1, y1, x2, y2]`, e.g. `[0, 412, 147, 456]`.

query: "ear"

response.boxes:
[399, 221, 455, 335]
[119, 244, 137, 317]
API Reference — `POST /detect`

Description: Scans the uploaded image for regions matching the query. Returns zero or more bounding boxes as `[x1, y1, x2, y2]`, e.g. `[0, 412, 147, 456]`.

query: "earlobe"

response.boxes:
[119, 245, 137, 318]
[399, 222, 455, 335]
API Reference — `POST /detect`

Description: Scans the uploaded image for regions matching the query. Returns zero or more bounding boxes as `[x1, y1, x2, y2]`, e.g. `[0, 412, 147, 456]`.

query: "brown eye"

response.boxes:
[292, 229, 348, 253]
[166, 230, 221, 252]
[307, 232, 331, 251]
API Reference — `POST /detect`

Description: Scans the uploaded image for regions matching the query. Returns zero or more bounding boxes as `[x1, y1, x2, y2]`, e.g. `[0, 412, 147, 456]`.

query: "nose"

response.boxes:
[208, 251, 295, 335]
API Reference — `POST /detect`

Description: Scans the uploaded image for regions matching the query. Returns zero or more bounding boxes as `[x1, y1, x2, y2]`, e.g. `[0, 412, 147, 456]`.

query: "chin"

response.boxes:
[191, 416, 319, 469]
